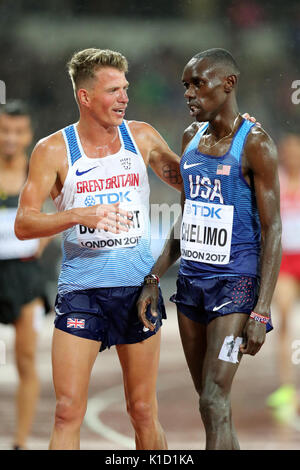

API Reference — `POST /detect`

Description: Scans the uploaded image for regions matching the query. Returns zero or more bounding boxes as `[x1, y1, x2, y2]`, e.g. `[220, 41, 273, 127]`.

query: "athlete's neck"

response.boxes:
[207, 99, 240, 140]
[77, 116, 119, 147]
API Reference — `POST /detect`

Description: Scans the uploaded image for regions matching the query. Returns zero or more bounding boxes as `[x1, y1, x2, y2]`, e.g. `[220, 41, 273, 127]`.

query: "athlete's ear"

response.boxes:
[224, 74, 237, 93]
[77, 88, 90, 108]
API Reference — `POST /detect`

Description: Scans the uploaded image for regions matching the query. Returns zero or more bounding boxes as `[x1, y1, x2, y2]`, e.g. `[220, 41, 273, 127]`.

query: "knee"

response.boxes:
[199, 381, 231, 424]
[16, 350, 36, 378]
[127, 399, 155, 428]
[54, 395, 86, 429]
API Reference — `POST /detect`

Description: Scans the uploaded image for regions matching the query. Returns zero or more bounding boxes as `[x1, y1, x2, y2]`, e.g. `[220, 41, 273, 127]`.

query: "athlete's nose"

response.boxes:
[118, 89, 129, 104]
[184, 88, 196, 101]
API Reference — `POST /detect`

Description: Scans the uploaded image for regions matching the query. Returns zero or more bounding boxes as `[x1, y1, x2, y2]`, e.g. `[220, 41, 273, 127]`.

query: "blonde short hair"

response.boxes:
[67, 48, 128, 91]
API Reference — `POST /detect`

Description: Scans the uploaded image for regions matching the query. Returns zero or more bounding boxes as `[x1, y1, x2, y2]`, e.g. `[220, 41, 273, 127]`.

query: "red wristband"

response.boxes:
[250, 311, 269, 324]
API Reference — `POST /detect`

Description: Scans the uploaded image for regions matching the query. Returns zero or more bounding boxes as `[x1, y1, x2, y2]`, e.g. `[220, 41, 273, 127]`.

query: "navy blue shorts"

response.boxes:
[54, 286, 166, 351]
[170, 275, 273, 332]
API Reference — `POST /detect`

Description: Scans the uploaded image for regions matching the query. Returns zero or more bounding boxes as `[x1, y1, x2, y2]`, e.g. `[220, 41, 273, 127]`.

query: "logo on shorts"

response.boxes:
[67, 318, 85, 329]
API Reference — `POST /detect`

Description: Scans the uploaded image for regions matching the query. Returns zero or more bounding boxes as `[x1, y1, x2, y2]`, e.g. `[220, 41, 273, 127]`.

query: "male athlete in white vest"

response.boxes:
[15, 48, 184, 450]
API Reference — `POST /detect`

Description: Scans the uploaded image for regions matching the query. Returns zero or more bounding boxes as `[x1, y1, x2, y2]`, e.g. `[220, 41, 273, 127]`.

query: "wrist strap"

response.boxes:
[143, 274, 160, 286]
[250, 311, 269, 324]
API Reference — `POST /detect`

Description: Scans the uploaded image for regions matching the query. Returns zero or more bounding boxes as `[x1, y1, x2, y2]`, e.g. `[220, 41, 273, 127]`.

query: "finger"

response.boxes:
[107, 211, 133, 228]
[96, 203, 133, 220]
[242, 113, 250, 120]
[138, 300, 153, 330]
[240, 340, 256, 355]
[96, 218, 130, 233]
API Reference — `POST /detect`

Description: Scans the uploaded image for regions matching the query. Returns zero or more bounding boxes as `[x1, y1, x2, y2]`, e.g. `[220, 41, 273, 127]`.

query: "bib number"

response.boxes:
[76, 205, 146, 250]
[181, 199, 233, 265]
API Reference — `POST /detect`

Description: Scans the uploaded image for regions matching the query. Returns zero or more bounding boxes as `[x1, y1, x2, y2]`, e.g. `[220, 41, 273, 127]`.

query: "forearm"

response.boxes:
[15, 208, 77, 240]
[150, 214, 182, 278]
[255, 221, 282, 314]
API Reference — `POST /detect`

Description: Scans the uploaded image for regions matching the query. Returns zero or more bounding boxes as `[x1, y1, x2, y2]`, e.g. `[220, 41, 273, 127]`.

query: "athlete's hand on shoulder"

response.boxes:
[242, 113, 261, 127]
[239, 318, 266, 356]
[72, 202, 133, 234]
[137, 285, 159, 331]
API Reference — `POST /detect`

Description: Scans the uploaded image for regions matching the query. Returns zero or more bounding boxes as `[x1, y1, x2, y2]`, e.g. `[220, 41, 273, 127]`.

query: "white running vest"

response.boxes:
[54, 121, 154, 294]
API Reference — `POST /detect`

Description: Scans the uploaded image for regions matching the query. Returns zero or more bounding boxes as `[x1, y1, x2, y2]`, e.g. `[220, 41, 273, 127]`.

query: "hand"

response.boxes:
[137, 284, 159, 331]
[242, 113, 261, 127]
[239, 318, 266, 355]
[74, 202, 133, 234]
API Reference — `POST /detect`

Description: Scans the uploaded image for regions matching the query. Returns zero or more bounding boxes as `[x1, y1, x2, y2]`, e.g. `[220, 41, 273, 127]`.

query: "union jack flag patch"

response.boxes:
[67, 318, 85, 329]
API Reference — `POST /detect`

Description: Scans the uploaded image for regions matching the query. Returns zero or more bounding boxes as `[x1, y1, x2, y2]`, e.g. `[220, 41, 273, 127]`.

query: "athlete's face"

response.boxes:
[0, 113, 33, 159]
[79, 67, 129, 127]
[182, 58, 230, 122]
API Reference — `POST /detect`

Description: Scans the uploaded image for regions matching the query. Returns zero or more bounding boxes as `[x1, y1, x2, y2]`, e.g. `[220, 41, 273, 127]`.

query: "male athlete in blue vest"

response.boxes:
[138, 49, 282, 450]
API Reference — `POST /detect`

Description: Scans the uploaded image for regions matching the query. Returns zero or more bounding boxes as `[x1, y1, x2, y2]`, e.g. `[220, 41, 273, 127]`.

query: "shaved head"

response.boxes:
[193, 48, 240, 77]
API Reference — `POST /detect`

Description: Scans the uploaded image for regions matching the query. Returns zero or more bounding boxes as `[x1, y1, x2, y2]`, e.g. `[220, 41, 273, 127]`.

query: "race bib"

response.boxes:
[0, 208, 39, 259]
[181, 199, 233, 265]
[76, 204, 147, 250]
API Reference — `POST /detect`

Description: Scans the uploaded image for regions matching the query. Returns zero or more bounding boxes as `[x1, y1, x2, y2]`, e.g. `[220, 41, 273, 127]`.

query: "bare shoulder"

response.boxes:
[128, 120, 172, 156]
[245, 125, 278, 165]
[128, 120, 161, 140]
[182, 121, 204, 153]
[31, 129, 67, 169]
[34, 129, 66, 155]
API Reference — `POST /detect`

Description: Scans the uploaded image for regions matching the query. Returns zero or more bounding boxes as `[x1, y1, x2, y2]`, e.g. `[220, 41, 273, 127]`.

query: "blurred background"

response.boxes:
[0, 0, 300, 450]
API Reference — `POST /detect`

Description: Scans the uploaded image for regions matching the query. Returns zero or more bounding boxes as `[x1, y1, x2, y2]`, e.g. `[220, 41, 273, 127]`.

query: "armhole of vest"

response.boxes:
[231, 120, 255, 164]
[63, 124, 83, 167]
[62, 127, 72, 168]
[184, 122, 209, 156]
[119, 120, 140, 157]
[232, 121, 256, 190]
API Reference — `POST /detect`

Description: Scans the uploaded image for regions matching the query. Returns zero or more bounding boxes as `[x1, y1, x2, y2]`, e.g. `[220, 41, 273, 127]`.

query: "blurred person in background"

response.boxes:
[0, 100, 52, 450]
[267, 134, 300, 421]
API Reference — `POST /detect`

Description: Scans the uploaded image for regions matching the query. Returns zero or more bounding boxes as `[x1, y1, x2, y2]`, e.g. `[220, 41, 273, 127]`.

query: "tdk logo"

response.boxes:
[191, 203, 221, 219]
[84, 191, 131, 206]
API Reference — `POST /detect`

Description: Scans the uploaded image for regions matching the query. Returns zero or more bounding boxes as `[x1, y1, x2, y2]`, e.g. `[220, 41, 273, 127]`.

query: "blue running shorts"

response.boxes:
[54, 286, 166, 351]
[170, 275, 273, 332]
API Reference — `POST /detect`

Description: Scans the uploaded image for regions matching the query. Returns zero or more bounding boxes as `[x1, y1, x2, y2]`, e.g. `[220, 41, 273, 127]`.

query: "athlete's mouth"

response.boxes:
[112, 108, 126, 117]
[188, 103, 201, 117]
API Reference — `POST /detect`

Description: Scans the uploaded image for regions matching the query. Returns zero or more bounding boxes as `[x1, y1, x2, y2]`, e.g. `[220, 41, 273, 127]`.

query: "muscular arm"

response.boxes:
[15, 136, 75, 239]
[129, 121, 183, 191]
[136, 124, 198, 329]
[247, 128, 282, 314]
[15, 133, 132, 240]
[150, 123, 199, 277]
[240, 128, 282, 354]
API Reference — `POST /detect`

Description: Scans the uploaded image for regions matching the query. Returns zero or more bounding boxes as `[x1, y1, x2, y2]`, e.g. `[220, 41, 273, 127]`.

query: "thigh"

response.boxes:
[116, 330, 161, 404]
[202, 313, 249, 393]
[52, 327, 100, 400]
[177, 310, 207, 395]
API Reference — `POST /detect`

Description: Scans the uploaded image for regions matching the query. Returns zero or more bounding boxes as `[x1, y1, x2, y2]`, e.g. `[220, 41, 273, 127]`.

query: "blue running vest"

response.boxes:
[179, 118, 261, 279]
